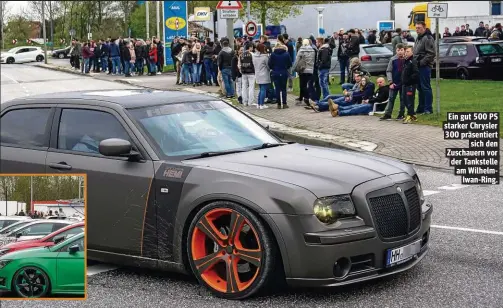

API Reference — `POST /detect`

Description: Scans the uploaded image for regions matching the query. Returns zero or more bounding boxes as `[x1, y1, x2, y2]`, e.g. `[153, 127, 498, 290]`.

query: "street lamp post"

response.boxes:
[315, 7, 325, 38]
[42, 1, 48, 64]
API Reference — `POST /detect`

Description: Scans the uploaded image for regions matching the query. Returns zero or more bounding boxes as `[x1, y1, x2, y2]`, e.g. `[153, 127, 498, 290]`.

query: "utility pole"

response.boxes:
[435, 17, 440, 115]
[42, 1, 48, 64]
[146, 1, 150, 39]
[78, 177, 81, 199]
[246, 1, 251, 22]
[30, 176, 33, 214]
[156, 1, 160, 39]
[49, 1, 54, 51]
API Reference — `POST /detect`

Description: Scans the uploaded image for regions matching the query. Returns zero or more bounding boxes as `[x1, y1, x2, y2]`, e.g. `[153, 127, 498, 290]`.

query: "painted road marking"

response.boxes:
[437, 184, 468, 190]
[423, 190, 440, 196]
[0, 71, 19, 84]
[87, 264, 118, 276]
[431, 225, 503, 236]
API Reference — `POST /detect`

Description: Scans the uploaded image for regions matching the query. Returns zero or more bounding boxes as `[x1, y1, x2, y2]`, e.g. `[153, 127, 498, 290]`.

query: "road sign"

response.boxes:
[69, 28, 76, 36]
[216, 1, 243, 9]
[427, 3, 448, 18]
[194, 7, 211, 21]
[245, 20, 257, 37]
[219, 9, 239, 19]
[87, 33, 92, 40]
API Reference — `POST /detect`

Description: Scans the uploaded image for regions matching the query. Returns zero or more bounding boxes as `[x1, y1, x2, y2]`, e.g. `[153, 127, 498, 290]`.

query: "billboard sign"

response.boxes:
[163, 1, 188, 66]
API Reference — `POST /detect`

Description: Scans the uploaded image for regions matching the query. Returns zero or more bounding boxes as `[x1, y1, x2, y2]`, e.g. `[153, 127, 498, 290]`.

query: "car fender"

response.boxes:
[6, 258, 57, 289]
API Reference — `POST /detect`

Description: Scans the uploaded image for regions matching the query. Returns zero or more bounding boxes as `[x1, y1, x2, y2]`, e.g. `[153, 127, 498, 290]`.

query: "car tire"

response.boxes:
[36, 55, 44, 62]
[6, 57, 14, 64]
[58, 53, 64, 59]
[11, 266, 51, 298]
[187, 201, 279, 300]
[456, 68, 470, 80]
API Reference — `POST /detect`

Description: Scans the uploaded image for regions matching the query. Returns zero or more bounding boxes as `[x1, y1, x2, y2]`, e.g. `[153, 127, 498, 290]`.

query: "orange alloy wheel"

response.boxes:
[190, 208, 262, 294]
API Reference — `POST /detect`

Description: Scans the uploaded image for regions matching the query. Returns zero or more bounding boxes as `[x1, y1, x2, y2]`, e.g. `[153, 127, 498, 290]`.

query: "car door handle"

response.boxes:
[48, 162, 73, 170]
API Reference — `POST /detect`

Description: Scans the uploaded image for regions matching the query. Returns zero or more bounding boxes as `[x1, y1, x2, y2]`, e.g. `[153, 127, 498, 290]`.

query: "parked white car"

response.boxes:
[0, 46, 45, 64]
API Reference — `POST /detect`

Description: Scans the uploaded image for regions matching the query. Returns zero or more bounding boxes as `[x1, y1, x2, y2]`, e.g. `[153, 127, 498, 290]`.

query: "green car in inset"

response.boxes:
[0, 232, 85, 298]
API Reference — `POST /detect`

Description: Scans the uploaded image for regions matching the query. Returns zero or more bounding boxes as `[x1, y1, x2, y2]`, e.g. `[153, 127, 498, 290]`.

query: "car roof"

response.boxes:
[2, 89, 217, 109]
[0, 216, 32, 220]
[21, 219, 72, 225]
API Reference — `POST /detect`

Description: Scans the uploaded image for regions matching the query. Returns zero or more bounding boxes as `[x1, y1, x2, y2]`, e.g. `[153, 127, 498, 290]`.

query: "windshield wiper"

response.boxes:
[183, 149, 248, 160]
[252, 142, 287, 150]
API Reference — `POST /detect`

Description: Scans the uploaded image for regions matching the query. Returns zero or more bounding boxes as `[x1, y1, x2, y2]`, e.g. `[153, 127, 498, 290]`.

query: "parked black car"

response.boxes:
[436, 42, 503, 80]
[51, 46, 71, 59]
[439, 36, 489, 44]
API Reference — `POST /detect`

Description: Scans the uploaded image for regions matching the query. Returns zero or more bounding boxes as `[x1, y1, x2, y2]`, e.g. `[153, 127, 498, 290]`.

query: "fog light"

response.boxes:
[333, 257, 352, 279]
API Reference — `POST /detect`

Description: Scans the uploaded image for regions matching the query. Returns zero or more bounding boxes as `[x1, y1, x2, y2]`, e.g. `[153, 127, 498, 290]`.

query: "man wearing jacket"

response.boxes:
[317, 37, 332, 100]
[239, 42, 256, 106]
[330, 77, 388, 117]
[217, 40, 235, 98]
[381, 43, 406, 120]
[100, 39, 109, 73]
[284, 34, 296, 92]
[413, 21, 435, 115]
[346, 29, 360, 60]
[474, 22, 486, 37]
[402, 46, 419, 124]
[70, 39, 81, 70]
[109, 38, 121, 75]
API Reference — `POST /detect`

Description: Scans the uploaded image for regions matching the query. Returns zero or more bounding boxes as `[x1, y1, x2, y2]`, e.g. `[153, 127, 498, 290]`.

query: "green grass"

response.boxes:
[291, 76, 503, 134]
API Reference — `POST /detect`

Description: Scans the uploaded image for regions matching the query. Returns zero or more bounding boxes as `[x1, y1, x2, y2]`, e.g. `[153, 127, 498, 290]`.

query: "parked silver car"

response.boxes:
[330, 44, 394, 75]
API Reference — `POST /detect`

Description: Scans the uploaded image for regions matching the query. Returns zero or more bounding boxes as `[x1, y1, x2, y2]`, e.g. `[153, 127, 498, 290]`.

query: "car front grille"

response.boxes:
[368, 187, 421, 239]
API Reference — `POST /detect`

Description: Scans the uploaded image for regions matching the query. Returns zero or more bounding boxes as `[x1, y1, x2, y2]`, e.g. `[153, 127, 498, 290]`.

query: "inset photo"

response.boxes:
[0, 174, 86, 299]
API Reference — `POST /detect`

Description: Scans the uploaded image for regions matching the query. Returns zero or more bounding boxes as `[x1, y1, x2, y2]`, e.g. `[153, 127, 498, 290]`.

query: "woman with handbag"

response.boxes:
[294, 39, 316, 106]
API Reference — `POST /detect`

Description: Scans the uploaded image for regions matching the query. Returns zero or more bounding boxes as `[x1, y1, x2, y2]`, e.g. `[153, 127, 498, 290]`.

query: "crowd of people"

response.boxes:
[443, 22, 503, 40]
[13, 209, 65, 218]
[68, 36, 165, 76]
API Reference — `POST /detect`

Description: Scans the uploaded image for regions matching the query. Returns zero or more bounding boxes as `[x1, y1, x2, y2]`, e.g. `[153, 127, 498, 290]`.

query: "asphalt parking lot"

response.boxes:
[1, 64, 502, 307]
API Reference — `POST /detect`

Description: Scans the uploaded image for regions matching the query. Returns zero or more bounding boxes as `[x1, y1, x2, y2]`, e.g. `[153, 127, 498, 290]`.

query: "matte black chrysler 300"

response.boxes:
[0, 90, 432, 299]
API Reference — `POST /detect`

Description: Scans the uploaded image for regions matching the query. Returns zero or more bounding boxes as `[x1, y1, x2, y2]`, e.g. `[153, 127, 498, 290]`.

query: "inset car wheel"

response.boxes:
[58, 53, 65, 59]
[6, 57, 14, 64]
[456, 68, 470, 80]
[36, 55, 44, 62]
[12, 266, 50, 298]
[187, 201, 277, 299]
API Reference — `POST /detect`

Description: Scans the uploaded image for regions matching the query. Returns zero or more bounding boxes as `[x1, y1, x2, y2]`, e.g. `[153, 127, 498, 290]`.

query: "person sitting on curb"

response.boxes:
[308, 72, 369, 112]
[341, 57, 368, 91]
[329, 77, 389, 117]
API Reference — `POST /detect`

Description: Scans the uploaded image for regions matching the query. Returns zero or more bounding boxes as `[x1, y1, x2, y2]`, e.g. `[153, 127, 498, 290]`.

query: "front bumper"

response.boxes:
[268, 174, 433, 288]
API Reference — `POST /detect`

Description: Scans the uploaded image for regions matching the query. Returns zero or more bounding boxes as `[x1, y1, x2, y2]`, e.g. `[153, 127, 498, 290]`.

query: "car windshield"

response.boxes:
[129, 101, 280, 158]
[476, 44, 503, 55]
[6, 47, 20, 53]
[363, 46, 391, 54]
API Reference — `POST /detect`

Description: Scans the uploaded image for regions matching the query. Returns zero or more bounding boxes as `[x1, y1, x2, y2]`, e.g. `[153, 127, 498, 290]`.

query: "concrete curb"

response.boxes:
[36, 63, 497, 176]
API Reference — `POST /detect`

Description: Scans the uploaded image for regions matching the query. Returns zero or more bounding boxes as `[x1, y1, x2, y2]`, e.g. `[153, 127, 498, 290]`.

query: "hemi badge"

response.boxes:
[160, 188, 169, 194]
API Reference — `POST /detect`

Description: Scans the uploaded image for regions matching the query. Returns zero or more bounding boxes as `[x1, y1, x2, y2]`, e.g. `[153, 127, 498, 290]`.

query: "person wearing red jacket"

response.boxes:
[148, 43, 158, 76]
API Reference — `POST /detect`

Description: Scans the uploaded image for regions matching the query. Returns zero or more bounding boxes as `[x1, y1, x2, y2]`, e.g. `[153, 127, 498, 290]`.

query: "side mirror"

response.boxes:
[68, 244, 80, 254]
[99, 138, 140, 161]
[16, 233, 22, 238]
[53, 235, 65, 244]
[264, 124, 270, 130]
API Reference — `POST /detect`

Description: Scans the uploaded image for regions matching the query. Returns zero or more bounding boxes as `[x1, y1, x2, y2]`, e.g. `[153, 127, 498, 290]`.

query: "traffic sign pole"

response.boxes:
[216, 1, 244, 49]
[428, 2, 447, 116]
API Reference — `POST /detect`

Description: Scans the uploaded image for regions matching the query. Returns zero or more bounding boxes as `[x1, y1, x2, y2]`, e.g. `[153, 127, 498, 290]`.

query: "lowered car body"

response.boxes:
[0, 90, 432, 299]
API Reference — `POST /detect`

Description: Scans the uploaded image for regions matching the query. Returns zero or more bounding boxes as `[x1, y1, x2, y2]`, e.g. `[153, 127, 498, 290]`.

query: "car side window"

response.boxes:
[16, 48, 28, 54]
[448, 45, 467, 57]
[57, 109, 130, 155]
[48, 227, 83, 242]
[59, 236, 84, 252]
[439, 45, 449, 56]
[28, 48, 38, 52]
[0, 108, 52, 147]
[18, 223, 54, 235]
[51, 223, 70, 232]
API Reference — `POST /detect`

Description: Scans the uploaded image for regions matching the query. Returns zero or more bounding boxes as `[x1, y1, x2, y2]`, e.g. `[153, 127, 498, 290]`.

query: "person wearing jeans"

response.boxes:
[381, 43, 406, 120]
[191, 42, 203, 86]
[401, 45, 419, 124]
[252, 43, 271, 109]
[316, 38, 332, 100]
[202, 41, 215, 86]
[217, 40, 235, 98]
[337, 33, 350, 84]
[413, 21, 435, 114]
[268, 36, 292, 109]
[81, 43, 91, 74]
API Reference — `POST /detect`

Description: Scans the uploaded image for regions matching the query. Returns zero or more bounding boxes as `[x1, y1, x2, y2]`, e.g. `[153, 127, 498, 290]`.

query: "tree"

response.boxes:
[1, 1, 10, 49]
[246, 1, 306, 27]
[129, 1, 157, 39]
[4, 15, 33, 43]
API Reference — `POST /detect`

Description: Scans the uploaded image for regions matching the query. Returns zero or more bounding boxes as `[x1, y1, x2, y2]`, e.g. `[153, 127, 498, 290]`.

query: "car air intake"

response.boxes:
[368, 187, 422, 239]
[405, 187, 421, 233]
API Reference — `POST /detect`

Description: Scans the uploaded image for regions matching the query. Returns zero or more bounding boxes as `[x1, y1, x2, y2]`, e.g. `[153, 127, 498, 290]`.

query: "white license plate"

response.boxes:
[492, 58, 502, 62]
[377, 58, 389, 62]
[385, 239, 422, 267]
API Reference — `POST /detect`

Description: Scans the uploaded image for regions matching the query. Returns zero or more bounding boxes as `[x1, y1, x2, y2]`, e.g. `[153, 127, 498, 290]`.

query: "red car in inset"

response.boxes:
[0, 222, 84, 256]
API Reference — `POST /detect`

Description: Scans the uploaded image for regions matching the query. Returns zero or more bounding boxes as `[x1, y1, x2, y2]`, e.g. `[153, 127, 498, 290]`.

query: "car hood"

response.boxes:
[0, 246, 48, 260]
[1, 52, 14, 57]
[183, 144, 414, 197]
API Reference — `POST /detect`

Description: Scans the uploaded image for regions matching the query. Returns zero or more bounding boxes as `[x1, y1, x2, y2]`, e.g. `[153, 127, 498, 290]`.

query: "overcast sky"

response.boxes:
[6, 1, 29, 17]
